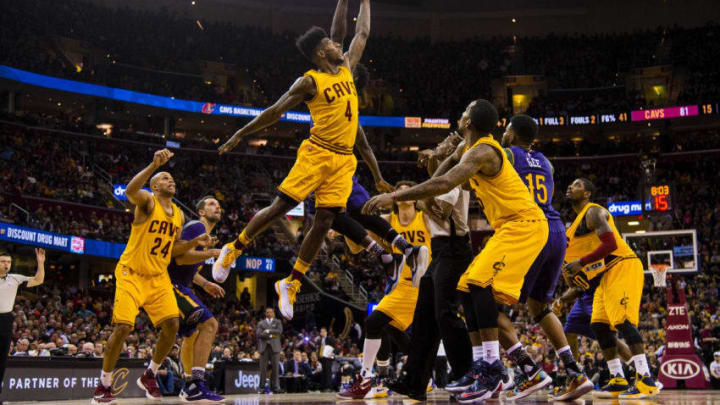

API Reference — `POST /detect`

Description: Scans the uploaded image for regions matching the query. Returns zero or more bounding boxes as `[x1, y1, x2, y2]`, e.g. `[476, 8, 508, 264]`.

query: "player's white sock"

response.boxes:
[472, 345, 484, 362]
[148, 360, 161, 374]
[607, 358, 625, 378]
[100, 370, 112, 388]
[631, 354, 651, 377]
[361, 338, 382, 378]
[483, 341, 500, 364]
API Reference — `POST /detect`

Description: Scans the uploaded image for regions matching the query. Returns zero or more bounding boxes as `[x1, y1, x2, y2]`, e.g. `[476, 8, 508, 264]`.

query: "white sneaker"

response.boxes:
[212, 243, 239, 282]
[275, 277, 301, 320]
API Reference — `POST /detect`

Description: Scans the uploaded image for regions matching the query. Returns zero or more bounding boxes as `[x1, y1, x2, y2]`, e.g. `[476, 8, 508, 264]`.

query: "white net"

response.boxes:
[650, 264, 668, 288]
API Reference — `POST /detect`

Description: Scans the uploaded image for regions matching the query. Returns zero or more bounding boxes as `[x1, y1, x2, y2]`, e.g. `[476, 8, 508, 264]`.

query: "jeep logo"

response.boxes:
[661, 359, 700, 379]
[234, 371, 260, 389]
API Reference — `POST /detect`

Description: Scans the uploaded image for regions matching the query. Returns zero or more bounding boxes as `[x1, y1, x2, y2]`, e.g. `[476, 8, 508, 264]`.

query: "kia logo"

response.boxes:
[661, 359, 700, 379]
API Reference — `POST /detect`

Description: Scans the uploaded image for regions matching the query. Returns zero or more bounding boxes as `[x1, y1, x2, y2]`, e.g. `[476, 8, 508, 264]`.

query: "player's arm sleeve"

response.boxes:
[504, 147, 514, 166]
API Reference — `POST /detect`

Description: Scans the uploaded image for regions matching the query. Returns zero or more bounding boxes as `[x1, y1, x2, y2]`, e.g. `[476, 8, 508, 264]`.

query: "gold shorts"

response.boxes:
[112, 264, 179, 327]
[591, 258, 644, 328]
[374, 281, 418, 331]
[458, 220, 548, 305]
[278, 139, 357, 209]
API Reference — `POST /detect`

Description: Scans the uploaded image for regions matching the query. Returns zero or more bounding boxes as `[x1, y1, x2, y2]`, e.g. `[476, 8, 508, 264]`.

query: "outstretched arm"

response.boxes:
[363, 144, 497, 213]
[354, 126, 392, 192]
[219, 76, 315, 154]
[344, 0, 370, 69]
[126, 149, 173, 215]
[26, 248, 45, 288]
[330, 0, 349, 45]
[432, 141, 465, 178]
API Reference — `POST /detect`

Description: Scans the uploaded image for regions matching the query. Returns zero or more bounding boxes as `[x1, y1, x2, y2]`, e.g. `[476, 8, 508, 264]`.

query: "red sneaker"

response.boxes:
[90, 384, 117, 404]
[337, 377, 372, 400]
[136, 369, 162, 400]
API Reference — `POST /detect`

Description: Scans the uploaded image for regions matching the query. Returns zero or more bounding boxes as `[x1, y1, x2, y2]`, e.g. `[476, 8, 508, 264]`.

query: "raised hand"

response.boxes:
[153, 149, 174, 167]
[35, 248, 45, 264]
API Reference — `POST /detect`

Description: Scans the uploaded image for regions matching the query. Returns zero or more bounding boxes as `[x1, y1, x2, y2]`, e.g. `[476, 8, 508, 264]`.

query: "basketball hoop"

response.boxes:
[650, 264, 669, 288]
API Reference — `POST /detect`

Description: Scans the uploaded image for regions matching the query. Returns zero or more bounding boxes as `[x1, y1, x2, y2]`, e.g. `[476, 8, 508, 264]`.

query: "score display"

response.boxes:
[631, 105, 699, 122]
[648, 184, 671, 212]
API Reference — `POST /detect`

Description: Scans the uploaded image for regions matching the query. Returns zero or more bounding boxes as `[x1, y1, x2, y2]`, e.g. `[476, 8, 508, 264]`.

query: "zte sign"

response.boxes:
[661, 359, 700, 379]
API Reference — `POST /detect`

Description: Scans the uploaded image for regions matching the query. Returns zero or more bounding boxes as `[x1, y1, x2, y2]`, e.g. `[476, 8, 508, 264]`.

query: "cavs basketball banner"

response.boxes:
[0, 358, 146, 401]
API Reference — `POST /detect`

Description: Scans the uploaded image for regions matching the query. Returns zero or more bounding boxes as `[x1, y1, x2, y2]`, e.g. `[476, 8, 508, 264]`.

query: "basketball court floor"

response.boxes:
[6, 390, 716, 404]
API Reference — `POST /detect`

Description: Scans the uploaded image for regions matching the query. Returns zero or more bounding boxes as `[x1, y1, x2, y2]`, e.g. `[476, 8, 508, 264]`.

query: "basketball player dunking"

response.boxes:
[364, 100, 549, 403]
[92, 149, 212, 404]
[214, 0, 372, 321]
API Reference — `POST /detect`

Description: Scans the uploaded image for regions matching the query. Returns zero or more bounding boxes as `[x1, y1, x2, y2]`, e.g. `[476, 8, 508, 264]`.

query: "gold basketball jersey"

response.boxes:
[464, 136, 545, 228]
[565, 202, 638, 280]
[118, 196, 184, 276]
[304, 65, 359, 155]
[389, 210, 432, 284]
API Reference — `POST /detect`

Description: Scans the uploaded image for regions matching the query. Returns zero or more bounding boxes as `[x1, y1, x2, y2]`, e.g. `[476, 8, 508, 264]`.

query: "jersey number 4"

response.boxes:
[344, 100, 352, 122]
[150, 237, 171, 258]
[525, 173, 548, 204]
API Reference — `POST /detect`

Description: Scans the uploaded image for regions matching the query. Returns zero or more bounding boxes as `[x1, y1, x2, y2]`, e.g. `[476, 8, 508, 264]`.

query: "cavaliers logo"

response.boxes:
[201, 103, 216, 114]
[112, 368, 130, 395]
[492, 256, 506, 277]
[620, 293, 629, 308]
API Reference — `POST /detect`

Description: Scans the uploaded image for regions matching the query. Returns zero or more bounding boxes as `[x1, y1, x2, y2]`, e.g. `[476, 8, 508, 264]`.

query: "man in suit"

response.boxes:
[284, 350, 312, 392]
[285, 350, 312, 377]
[316, 327, 336, 391]
[258, 308, 283, 393]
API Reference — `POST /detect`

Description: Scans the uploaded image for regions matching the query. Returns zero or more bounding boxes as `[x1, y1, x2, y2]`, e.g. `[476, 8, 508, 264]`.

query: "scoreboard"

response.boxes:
[648, 184, 671, 212]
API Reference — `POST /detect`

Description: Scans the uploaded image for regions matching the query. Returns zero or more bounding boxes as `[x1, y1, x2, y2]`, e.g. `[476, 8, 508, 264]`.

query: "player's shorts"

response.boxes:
[112, 264, 179, 328]
[564, 292, 596, 339]
[278, 139, 357, 209]
[347, 179, 370, 212]
[457, 219, 548, 305]
[519, 219, 566, 304]
[173, 284, 214, 337]
[591, 257, 644, 328]
[374, 281, 418, 331]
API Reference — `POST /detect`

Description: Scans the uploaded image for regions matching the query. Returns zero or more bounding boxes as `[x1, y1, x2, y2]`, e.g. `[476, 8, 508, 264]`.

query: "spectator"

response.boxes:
[711, 351, 720, 389]
[257, 308, 283, 394]
[12, 339, 29, 356]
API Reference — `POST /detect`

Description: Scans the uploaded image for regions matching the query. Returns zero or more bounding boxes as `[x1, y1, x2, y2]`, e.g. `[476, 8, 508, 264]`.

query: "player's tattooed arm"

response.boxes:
[363, 144, 497, 213]
[345, 0, 370, 69]
[219, 76, 315, 154]
[432, 140, 465, 178]
[355, 126, 392, 192]
[585, 206, 613, 235]
[565, 206, 615, 275]
[330, 0, 349, 45]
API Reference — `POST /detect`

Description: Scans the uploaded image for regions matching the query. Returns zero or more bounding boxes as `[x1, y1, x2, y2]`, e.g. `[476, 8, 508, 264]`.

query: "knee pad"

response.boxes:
[469, 285, 498, 330]
[365, 311, 391, 339]
[461, 292, 479, 332]
[615, 321, 643, 346]
[532, 308, 553, 325]
[590, 322, 616, 350]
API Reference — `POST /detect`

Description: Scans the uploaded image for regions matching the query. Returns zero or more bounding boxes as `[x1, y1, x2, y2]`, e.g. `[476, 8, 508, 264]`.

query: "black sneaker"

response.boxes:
[383, 253, 406, 294]
[406, 246, 429, 288]
[455, 360, 507, 404]
[386, 374, 411, 396]
[446, 360, 485, 393]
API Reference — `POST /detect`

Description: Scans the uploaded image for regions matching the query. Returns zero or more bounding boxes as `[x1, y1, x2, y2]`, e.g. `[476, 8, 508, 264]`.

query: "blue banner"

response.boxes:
[607, 200, 652, 216]
[0, 65, 407, 128]
[204, 256, 275, 272]
[113, 184, 152, 202]
[673, 245, 695, 257]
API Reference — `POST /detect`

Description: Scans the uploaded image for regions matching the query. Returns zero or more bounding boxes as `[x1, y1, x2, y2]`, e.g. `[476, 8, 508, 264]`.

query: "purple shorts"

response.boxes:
[564, 292, 596, 339]
[347, 180, 370, 212]
[519, 220, 566, 304]
[173, 284, 214, 338]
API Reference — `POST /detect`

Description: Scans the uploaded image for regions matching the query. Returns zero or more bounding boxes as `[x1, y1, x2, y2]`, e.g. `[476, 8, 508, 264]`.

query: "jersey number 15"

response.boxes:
[525, 173, 548, 204]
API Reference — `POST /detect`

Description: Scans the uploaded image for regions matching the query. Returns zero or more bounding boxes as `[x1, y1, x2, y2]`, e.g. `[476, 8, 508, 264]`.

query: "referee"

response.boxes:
[388, 133, 473, 400]
[0, 248, 45, 398]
